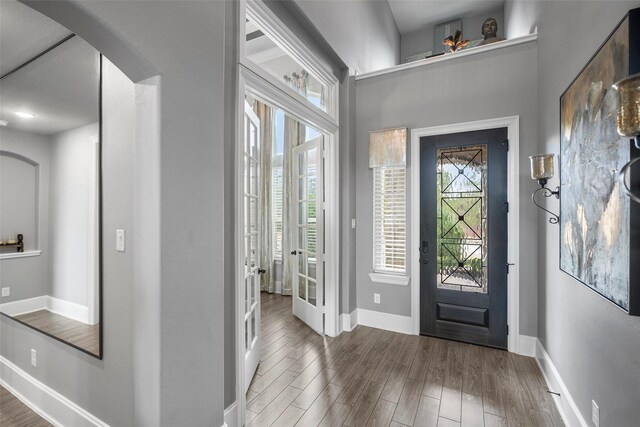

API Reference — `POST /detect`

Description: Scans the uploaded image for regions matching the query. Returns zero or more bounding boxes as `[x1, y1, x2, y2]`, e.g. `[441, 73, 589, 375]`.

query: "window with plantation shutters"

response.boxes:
[373, 166, 407, 274]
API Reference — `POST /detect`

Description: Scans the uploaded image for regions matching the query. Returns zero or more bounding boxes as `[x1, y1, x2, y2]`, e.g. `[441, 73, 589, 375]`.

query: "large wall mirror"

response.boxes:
[0, 1, 102, 358]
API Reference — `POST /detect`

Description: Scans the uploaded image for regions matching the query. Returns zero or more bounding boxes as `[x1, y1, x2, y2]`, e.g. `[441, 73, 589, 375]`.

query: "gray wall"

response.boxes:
[0, 56, 136, 427]
[400, 9, 504, 63]
[49, 123, 98, 307]
[5, 0, 231, 425]
[0, 128, 50, 303]
[293, 0, 401, 74]
[355, 41, 539, 337]
[505, 1, 640, 425]
[339, 74, 357, 315]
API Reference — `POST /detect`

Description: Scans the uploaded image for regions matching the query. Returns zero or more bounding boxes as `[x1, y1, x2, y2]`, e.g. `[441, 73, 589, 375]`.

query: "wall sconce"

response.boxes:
[613, 73, 640, 203]
[529, 154, 560, 224]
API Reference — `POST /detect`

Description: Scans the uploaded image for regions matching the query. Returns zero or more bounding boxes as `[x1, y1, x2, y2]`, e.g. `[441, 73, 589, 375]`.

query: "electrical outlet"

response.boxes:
[374, 293, 380, 304]
[116, 229, 125, 252]
[1, 287, 9, 297]
[592, 400, 599, 427]
[30, 349, 37, 368]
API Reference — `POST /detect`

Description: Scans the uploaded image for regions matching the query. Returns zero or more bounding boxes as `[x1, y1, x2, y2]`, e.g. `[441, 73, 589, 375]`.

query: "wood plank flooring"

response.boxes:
[247, 292, 563, 427]
[13, 309, 100, 356]
[0, 385, 52, 427]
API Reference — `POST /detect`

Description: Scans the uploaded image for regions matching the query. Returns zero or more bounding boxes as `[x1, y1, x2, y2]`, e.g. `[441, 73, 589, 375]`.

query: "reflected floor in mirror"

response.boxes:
[13, 311, 99, 356]
[0, 385, 52, 427]
[246, 292, 564, 427]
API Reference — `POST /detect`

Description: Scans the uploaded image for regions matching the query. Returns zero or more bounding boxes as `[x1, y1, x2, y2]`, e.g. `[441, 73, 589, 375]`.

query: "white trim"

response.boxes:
[0, 356, 110, 427]
[0, 296, 90, 324]
[224, 401, 239, 427]
[516, 334, 537, 357]
[236, 2, 341, 424]
[356, 308, 413, 335]
[340, 310, 357, 332]
[244, 0, 339, 121]
[0, 295, 48, 317]
[535, 339, 589, 427]
[87, 135, 100, 325]
[242, 65, 338, 135]
[368, 273, 410, 286]
[47, 296, 90, 324]
[410, 116, 520, 354]
[356, 34, 538, 81]
[0, 250, 42, 260]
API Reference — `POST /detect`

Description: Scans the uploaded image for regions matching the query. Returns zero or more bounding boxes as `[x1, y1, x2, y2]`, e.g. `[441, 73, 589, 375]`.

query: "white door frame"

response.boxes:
[234, 70, 340, 427]
[410, 116, 521, 354]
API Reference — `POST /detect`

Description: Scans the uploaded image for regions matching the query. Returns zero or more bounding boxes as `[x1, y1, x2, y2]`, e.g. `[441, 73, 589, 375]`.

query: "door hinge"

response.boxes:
[507, 263, 515, 274]
[505, 201, 509, 213]
[502, 139, 509, 151]
[507, 325, 509, 335]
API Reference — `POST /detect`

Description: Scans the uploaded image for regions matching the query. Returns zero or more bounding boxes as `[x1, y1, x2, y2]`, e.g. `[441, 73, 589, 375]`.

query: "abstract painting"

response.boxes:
[560, 9, 640, 314]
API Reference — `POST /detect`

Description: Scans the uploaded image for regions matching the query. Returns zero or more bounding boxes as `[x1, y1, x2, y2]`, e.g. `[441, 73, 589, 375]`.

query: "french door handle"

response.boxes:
[291, 250, 298, 256]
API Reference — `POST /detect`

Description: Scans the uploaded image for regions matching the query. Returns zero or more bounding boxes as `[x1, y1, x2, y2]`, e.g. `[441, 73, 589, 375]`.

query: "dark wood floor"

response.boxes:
[0, 385, 52, 427]
[246, 292, 563, 427]
[14, 310, 100, 356]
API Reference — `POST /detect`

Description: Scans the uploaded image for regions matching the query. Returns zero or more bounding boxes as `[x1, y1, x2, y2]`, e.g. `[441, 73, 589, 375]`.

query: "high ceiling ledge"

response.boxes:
[355, 33, 538, 81]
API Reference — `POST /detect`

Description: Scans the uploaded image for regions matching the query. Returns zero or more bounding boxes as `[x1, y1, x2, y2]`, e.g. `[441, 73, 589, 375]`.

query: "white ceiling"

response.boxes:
[0, 1, 99, 136]
[388, 0, 505, 35]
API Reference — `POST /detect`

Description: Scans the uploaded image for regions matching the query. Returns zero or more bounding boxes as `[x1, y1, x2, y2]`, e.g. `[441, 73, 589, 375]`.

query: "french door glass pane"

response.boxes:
[436, 145, 488, 293]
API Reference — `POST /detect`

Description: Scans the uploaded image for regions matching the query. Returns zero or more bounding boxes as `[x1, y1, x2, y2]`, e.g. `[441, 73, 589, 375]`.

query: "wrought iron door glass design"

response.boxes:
[437, 145, 488, 293]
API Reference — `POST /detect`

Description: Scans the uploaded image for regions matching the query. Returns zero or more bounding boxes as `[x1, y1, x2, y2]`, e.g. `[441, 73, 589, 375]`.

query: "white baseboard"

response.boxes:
[0, 296, 48, 317]
[47, 296, 90, 324]
[0, 356, 109, 427]
[516, 334, 537, 357]
[356, 308, 413, 335]
[0, 295, 91, 325]
[340, 310, 357, 332]
[534, 339, 588, 427]
[224, 401, 238, 427]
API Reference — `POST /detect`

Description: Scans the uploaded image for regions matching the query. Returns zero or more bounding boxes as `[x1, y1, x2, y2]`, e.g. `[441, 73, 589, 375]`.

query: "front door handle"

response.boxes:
[420, 241, 429, 264]
[258, 268, 266, 274]
[291, 250, 298, 256]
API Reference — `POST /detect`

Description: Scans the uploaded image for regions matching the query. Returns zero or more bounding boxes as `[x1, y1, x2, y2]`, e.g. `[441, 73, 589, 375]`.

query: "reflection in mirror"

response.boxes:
[0, 1, 102, 358]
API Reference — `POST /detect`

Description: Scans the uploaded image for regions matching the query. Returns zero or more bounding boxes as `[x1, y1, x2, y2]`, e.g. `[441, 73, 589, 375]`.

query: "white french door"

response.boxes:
[243, 101, 261, 392]
[291, 137, 324, 334]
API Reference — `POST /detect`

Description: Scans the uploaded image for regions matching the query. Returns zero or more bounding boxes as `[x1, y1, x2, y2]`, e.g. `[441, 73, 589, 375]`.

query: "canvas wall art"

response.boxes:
[560, 8, 640, 314]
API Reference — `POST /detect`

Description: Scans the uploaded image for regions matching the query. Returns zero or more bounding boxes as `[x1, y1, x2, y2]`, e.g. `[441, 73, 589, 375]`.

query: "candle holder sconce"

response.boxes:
[529, 154, 560, 224]
[613, 73, 640, 204]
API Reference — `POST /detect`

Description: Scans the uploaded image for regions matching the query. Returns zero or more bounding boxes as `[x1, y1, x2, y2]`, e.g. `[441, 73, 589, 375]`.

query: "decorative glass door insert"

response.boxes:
[437, 145, 488, 293]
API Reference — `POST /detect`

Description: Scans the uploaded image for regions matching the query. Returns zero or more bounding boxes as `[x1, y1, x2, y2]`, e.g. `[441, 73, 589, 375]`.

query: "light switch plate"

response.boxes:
[31, 349, 37, 367]
[351, 219, 357, 229]
[116, 229, 125, 252]
[374, 293, 380, 304]
[1, 287, 9, 297]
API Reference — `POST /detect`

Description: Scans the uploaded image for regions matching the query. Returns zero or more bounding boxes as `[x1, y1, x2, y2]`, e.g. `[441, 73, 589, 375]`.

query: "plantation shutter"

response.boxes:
[373, 167, 406, 274]
[271, 164, 284, 259]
